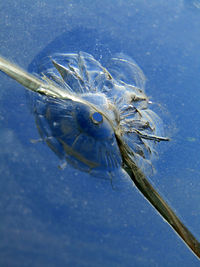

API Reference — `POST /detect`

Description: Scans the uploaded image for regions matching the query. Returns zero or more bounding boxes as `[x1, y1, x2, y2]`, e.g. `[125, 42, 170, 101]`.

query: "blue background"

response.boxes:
[1, 0, 200, 266]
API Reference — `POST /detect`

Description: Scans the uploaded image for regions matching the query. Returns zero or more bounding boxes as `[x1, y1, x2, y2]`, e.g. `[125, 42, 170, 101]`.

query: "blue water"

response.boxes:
[1, 0, 200, 266]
